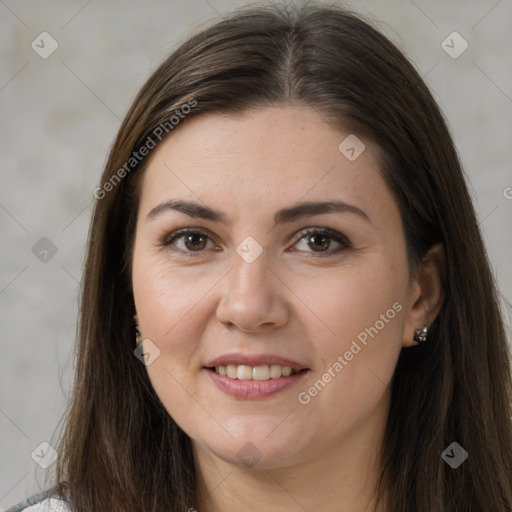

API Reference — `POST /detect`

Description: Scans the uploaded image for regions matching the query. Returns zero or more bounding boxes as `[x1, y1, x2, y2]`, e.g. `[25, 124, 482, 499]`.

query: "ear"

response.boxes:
[133, 304, 139, 325]
[402, 243, 445, 348]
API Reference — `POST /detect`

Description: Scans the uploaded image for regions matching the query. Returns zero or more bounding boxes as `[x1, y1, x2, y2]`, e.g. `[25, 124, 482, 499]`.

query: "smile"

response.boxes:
[204, 366, 310, 399]
[212, 364, 298, 380]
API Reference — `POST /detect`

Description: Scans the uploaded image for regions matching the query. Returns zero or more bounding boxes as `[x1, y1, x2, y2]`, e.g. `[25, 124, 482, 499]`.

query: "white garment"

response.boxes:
[22, 499, 70, 512]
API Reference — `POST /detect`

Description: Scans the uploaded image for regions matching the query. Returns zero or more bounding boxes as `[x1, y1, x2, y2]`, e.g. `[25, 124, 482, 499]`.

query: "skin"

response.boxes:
[132, 105, 444, 512]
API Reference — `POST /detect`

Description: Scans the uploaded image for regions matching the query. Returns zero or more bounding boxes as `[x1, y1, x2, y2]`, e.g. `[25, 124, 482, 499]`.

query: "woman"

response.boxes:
[8, 3, 512, 511]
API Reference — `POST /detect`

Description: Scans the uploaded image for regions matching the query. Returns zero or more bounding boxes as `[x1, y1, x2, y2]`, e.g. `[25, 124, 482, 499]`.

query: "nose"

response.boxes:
[215, 250, 289, 333]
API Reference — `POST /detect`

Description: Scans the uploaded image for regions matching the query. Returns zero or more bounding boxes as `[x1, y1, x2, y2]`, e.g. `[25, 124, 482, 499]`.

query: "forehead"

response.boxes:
[138, 106, 394, 223]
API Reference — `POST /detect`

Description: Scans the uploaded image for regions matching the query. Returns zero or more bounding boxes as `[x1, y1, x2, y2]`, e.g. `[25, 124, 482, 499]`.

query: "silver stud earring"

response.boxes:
[413, 325, 429, 344]
[413, 307, 430, 344]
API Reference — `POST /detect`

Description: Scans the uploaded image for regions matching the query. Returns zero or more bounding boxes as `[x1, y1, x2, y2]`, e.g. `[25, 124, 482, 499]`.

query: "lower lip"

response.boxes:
[205, 368, 309, 399]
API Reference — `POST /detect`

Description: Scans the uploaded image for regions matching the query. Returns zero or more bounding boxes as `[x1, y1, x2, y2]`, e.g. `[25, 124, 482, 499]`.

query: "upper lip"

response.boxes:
[204, 353, 308, 372]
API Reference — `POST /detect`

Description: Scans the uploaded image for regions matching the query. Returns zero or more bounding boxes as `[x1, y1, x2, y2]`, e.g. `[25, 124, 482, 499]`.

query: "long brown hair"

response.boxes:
[50, 2, 512, 510]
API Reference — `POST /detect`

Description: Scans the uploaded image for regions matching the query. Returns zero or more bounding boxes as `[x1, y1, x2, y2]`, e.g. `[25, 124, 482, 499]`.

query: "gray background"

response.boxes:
[1, 0, 511, 508]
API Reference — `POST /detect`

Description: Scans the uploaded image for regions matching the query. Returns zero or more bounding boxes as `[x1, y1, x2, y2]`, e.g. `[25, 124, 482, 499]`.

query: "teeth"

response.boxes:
[214, 364, 298, 380]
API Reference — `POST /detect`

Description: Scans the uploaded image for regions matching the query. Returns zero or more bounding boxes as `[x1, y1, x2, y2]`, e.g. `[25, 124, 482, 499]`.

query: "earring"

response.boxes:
[134, 323, 142, 347]
[413, 307, 430, 344]
[413, 325, 429, 344]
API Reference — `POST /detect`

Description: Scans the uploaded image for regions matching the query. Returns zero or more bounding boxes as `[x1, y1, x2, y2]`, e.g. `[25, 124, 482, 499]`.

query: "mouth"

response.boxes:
[206, 364, 307, 381]
[203, 355, 310, 399]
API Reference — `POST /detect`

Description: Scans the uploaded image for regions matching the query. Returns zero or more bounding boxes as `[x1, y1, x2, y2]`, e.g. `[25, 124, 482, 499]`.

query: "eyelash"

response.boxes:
[161, 227, 351, 258]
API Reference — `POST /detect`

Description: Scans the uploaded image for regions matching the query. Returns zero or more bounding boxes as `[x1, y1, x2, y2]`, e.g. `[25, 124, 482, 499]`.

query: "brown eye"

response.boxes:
[306, 233, 331, 252]
[182, 232, 208, 251]
[163, 230, 214, 253]
[293, 228, 351, 256]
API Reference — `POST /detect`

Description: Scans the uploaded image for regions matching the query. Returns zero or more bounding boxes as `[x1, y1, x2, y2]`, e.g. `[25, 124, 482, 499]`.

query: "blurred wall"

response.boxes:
[1, 0, 511, 507]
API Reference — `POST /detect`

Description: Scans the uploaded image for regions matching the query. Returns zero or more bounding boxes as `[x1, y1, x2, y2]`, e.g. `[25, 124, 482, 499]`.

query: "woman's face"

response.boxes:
[132, 106, 415, 470]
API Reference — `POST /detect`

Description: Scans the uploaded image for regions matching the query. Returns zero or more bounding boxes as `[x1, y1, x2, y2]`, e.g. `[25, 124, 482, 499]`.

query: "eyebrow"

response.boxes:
[146, 199, 370, 225]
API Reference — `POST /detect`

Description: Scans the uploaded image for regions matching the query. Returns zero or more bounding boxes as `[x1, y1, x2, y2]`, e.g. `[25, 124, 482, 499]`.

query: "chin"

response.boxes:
[195, 432, 307, 471]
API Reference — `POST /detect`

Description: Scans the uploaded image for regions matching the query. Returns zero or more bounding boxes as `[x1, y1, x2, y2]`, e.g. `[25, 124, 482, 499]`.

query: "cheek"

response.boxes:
[132, 260, 222, 429]
[301, 256, 406, 347]
[131, 225, 204, 426]
[293, 258, 407, 426]
[133, 260, 221, 351]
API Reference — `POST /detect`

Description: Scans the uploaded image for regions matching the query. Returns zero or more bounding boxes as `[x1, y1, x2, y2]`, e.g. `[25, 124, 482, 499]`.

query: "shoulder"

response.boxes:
[5, 489, 70, 512]
[14, 499, 69, 512]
